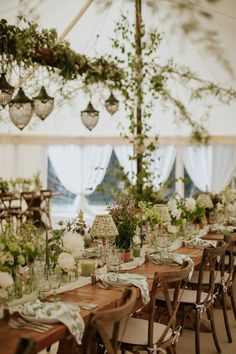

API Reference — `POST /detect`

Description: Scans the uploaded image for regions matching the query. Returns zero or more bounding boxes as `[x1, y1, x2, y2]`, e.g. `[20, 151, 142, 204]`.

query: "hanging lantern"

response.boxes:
[9, 88, 33, 130]
[33, 86, 54, 120]
[105, 92, 119, 115]
[81, 101, 99, 131]
[0, 73, 14, 108]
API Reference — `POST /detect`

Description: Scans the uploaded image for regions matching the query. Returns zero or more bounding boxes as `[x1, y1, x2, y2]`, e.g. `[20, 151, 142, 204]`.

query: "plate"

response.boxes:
[20, 312, 59, 324]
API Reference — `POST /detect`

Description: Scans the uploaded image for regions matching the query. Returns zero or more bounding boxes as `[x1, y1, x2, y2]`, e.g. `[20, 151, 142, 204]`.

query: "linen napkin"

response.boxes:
[185, 237, 217, 249]
[17, 299, 85, 344]
[96, 272, 150, 305]
[149, 252, 194, 279]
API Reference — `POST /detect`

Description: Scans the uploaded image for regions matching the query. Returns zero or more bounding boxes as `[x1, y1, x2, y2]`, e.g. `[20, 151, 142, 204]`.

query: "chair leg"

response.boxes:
[206, 306, 221, 353]
[194, 309, 201, 354]
[221, 289, 232, 342]
[229, 285, 236, 320]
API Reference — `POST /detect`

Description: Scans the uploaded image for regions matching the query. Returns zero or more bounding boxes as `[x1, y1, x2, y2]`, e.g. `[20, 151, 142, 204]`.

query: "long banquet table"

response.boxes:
[0, 246, 203, 354]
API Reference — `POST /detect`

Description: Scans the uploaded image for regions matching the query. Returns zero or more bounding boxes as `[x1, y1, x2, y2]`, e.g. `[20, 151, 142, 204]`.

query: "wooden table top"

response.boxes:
[0, 246, 203, 354]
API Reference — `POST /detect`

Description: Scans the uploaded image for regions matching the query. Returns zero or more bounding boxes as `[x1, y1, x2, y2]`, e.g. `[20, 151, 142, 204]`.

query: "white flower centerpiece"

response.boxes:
[56, 211, 87, 280]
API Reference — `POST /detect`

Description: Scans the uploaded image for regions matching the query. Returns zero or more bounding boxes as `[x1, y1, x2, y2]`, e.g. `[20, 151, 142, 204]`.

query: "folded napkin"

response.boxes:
[113, 257, 145, 271]
[210, 224, 236, 233]
[185, 237, 217, 249]
[149, 252, 194, 279]
[17, 299, 84, 344]
[96, 272, 150, 305]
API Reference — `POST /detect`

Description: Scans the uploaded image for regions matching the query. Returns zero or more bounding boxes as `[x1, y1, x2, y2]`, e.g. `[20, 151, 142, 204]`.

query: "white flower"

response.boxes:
[132, 235, 141, 246]
[167, 224, 178, 235]
[62, 232, 84, 258]
[0, 271, 14, 298]
[167, 198, 177, 211]
[184, 198, 196, 212]
[170, 208, 182, 220]
[216, 203, 224, 211]
[58, 252, 75, 272]
[197, 193, 213, 209]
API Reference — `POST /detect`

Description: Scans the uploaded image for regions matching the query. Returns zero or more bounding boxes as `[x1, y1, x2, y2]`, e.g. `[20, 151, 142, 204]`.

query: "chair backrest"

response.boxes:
[222, 233, 236, 286]
[86, 287, 136, 354]
[150, 261, 193, 349]
[15, 338, 36, 354]
[196, 242, 226, 307]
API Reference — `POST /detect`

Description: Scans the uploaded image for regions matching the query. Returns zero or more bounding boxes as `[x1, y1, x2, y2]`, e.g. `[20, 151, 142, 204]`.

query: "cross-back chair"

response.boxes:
[116, 261, 193, 354]
[14, 338, 36, 354]
[85, 287, 137, 354]
[187, 233, 235, 343]
[158, 242, 226, 354]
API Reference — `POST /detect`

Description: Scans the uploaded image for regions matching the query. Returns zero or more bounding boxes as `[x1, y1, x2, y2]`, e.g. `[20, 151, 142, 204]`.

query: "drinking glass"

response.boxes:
[106, 247, 124, 272]
[37, 270, 50, 300]
[49, 270, 61, 299]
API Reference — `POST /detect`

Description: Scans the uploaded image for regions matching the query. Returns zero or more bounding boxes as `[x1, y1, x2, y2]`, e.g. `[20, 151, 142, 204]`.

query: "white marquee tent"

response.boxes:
[0, 0, 236, 217]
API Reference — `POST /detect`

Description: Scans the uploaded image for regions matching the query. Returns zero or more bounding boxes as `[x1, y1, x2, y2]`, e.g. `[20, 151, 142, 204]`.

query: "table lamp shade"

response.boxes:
[90, 214, 118, 239]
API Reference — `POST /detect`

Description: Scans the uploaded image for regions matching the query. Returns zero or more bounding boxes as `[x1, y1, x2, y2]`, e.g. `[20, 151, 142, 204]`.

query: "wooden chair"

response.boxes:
[187, 233, 236, 343]
[85, 287, 137, 354]
[157, 243, 226, 354]
[14, 338, 36, 354]
[116, 261, 193, 354]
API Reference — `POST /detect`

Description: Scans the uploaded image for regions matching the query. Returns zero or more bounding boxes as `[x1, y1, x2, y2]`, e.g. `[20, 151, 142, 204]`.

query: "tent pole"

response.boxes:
[135, 0, 143, 194]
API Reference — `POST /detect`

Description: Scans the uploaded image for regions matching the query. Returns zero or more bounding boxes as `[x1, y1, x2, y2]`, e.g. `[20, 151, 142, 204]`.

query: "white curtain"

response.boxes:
[48, 144, 112, 212]
[0, 144, 47, 186]
[150, 145, 176, 189]
[183, 144, 236, 193]
[113, 144, 136, 183]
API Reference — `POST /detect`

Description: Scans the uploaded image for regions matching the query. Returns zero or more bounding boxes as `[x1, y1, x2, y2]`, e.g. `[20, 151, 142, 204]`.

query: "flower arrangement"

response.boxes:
[138, 201, 162, 231]
[0, 271, 14, 299]
[107, 196, 139, 250]
[0, 222, 44, 276]
[57, 210, 87, 235]
[48, 211, 87, 274]
[168, 194, 206, 226]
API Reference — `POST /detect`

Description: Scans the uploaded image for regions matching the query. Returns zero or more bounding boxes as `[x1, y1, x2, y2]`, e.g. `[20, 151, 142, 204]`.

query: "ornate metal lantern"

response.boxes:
[81, 101, 99, 130]
[0, 74, 14, 108]
[105, 92, 119, 115]
[33, 86, 54, 120]
[9, 88, 33, 130]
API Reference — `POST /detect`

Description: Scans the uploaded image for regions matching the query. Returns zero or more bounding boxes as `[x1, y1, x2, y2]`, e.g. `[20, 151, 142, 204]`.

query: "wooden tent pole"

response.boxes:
[16, 0, 94, 88]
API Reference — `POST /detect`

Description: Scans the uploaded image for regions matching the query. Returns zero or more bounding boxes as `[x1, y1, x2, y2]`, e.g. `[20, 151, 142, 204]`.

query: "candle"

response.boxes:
[133, 246, 141, 258]
[80, 259, 96, 277]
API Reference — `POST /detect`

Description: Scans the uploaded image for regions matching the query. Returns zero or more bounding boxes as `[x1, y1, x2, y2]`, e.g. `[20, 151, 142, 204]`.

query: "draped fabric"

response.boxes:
[48, 145, 112, 212]
[150, 145, 176, 189]
[0, 144, 47, 186]
[113, 144, 136, 183]
[183, 144, 236, 193]
[114, 144, 176, 189]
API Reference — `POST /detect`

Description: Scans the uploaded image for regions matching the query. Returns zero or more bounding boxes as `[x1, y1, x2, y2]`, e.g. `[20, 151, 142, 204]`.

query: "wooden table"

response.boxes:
[0, 246, 203, 354]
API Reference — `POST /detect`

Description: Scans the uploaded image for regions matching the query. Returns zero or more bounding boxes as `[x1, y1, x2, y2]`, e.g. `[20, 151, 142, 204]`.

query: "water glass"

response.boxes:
[106, 247, 124, 272]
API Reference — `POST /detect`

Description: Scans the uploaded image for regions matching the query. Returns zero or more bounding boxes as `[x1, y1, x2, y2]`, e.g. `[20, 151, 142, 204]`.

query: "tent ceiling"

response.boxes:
[0, 0, 236, 138]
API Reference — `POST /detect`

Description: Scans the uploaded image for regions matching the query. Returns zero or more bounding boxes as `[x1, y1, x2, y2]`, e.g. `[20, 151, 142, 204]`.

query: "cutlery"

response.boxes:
[77, 302, 98, 310]
[17, 317, 53, 330]
[8, 319, 49, 333]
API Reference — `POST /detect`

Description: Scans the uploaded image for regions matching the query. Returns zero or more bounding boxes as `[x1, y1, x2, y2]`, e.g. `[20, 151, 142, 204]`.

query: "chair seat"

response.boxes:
[108, 317, 172, 346]
[189, 271, 230, 285]
[157, 288, 209, 304]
